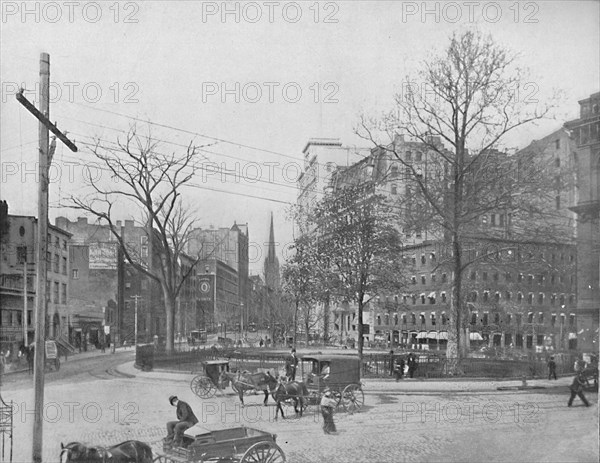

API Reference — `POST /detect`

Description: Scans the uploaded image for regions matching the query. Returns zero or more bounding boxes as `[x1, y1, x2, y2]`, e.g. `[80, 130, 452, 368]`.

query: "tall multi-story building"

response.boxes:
[319, 128, 582, 352]
[565, 92, 600, 352]
[1, 203, 71, 354]
[56, 216, 155, 345]
[188, 223, 249, 333]
[297, 139, 370, 226]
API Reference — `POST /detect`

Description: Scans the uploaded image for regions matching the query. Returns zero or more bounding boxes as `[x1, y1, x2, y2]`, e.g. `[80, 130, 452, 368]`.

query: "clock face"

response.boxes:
[200, 281, 210, 293]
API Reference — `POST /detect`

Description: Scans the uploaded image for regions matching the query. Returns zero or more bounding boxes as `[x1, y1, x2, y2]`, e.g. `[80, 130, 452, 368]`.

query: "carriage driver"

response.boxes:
[165, 395, 199, 446]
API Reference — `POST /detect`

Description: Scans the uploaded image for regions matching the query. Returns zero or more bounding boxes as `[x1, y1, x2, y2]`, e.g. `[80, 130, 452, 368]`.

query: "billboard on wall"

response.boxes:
[89, 242, 118, 270]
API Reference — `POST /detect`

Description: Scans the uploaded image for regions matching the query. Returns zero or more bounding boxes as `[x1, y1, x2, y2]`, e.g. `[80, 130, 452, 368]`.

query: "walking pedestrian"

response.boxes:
[547, 356, 557, 380]
[395, 356, 405, 381]
[320, 390, 337, 434]
[259, 337, 264, 348]
[407, 353, 418, 378]
[567, 369, 590, 407]
[388, 350, 395, 376]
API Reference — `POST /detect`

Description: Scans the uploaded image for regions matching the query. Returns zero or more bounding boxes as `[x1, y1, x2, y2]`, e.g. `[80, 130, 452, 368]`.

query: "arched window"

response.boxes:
[394, 314, 399, 325]
[527, 312, 534, 323]
[384, 314, 389, 326]
[411, 313, 416, 324]
[517, 292, 523, 303]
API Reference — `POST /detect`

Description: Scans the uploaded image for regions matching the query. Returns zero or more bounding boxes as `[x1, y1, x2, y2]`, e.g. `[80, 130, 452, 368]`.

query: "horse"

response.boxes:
[60, 441, 153, 463]
[272, 379, 308, 420]
[19, 344, 33, 374]
[219, 370, 278, 406]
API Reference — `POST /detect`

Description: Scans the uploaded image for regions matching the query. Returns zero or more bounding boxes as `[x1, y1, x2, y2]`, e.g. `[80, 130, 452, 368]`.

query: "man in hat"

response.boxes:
[568, 366, 591, 407]
[165, 396, 199, 446]
[285, 348, 299, 381]
[320, 390, 337, 434]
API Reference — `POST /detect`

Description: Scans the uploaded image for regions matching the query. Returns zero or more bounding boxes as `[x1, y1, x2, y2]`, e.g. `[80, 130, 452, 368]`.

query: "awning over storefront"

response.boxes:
[568, 332, 578, 340]
[428, 331, 438, 340]
[469, 332, 483, 341]
[438, 331, 448, 340]
[416, 331, 428, 339]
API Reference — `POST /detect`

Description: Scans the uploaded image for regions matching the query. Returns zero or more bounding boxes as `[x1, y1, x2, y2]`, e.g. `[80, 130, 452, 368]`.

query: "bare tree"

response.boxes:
[69, 127, 209, 353]
[358, 30, 565, 363]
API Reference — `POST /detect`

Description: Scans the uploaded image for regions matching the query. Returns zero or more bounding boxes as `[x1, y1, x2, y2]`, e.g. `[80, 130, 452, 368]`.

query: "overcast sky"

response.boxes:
[1, 0, 598, 273]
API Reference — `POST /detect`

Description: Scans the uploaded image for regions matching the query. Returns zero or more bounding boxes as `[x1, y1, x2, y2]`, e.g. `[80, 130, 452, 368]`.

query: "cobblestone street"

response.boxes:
[2, 360, 597, 463]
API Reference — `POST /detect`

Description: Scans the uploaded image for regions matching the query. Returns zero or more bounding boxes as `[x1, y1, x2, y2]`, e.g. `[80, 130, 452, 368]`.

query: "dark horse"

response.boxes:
[19, 344, 33, 374]
[219, 370, 278, 406]
[272, 379, 308, 420]
[60, 441, 153, 463]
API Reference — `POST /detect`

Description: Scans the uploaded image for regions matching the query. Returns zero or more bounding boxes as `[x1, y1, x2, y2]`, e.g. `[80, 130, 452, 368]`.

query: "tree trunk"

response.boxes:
[357, 299, 364, 364]
[323, 296, 330, 343]
[163, 285, 176, 354]
[293, 299, 298, 348]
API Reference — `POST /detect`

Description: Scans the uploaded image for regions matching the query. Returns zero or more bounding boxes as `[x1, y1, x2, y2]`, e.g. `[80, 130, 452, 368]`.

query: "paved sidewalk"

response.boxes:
[115, 360, 573, 393]
[1, 346, 134, 375]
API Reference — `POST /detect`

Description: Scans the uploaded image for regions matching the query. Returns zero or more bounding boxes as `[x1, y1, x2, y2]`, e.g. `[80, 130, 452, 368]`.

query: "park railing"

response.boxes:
[361, 351, 580, 379]
[135, 344, 580, 380]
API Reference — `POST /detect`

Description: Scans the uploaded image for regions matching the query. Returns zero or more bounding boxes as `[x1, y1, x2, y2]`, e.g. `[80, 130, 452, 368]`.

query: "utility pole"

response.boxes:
[16, 53, 77, 463]
[132, 295, 142, 348]
[23, 258, 28, 346]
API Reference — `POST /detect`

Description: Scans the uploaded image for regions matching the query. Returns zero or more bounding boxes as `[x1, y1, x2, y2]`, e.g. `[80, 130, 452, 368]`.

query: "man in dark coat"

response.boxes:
[407, 353, 418, 378]
[285, 348, 299, 381]
[388, 350, 395, 376]
[547, 356, 557, 380]
[166, 396, 199, 446]
[568, 370, 590, 407]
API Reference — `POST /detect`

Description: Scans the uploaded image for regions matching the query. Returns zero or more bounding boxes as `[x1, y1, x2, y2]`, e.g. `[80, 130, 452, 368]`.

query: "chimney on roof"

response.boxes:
[116, 220, 122, 228]
[77, 217, 88, 225]
[394, 134, 404, 145]
[124, 220, 134, 228]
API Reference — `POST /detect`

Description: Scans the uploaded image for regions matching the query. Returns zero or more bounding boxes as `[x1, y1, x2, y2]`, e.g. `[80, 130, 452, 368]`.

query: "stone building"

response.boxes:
[565, 92, 600, 352]
[0, 205, 71, 354]
[320, 130, 581, 352]
[187, 223, 249, 333]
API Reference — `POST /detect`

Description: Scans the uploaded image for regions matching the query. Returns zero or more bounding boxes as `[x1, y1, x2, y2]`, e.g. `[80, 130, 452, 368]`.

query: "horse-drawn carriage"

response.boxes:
[190, 360, 231, 399]
[190, 360, 277, 407]
[299, 355, 364, 413]
[154, 425, 286, 463]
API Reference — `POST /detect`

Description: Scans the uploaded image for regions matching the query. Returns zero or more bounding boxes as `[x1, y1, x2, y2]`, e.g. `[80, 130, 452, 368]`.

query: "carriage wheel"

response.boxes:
[191, 376, 216, 398]
[153, 455, 172, 463]
[341, 384, 364, 413]
[240, 441, 286, 463]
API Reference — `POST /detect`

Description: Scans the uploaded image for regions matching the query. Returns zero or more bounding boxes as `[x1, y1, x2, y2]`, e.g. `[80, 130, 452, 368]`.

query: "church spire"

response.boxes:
[264, 212, 280, 290]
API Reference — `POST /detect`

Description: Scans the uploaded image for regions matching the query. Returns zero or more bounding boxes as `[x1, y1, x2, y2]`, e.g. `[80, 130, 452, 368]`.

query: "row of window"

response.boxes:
[403, 250, 575, 268]
[47, 233, 67, 251]
[408, 271, 575, 287]
[468, 291, 575, 306]
[393, 290, 575, 307]
[374, 311, 576, 328]
[46, 280, 67, 305]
